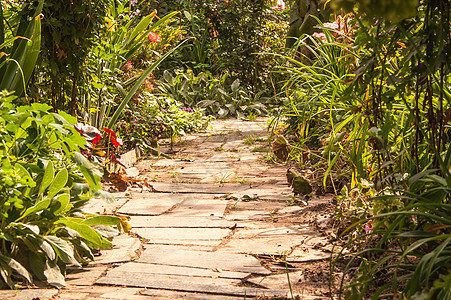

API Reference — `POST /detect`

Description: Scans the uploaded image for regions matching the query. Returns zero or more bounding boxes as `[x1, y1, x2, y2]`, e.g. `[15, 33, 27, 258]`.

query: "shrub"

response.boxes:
[0, 91, 120, 288]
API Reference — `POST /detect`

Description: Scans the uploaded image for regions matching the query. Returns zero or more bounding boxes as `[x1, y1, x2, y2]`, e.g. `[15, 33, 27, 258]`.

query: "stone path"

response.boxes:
[1, 119, 337, 299]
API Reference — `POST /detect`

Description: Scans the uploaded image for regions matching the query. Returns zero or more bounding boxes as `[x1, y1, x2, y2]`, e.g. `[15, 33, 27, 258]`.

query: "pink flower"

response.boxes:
[271, 0, 285, 10]
[145, 78, 154, 90]
[123, 61, 133, 71]
[148, 31, 161, 43]
[323, 22, 340, 30]
[365, 221, 373, 234]
[312, 32, 327, 41]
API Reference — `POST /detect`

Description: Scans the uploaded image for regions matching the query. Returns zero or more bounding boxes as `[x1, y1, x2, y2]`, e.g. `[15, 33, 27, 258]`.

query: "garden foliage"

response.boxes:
[151, 0, 288, 118]
[274, 0, 450, 297]
[0, 91, 120, 288]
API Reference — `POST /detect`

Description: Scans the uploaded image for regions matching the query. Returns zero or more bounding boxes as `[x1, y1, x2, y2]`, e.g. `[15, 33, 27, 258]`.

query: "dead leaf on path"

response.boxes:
[109, 173, 128, 192]
[272, 135, 291, 161]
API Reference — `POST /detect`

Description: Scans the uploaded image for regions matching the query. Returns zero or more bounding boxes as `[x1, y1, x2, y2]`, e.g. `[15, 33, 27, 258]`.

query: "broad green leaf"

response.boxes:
[78, 240, 94, 261]
[71, 183, 90, 196]
[55, 218, 103, 248]
[43, 259, 65, 288]
[0, 261, 14, 289]
[50, 193, 70, 215]
[39, 160, 54, 194]
[47, 169, 68, 200]
[44, 236, 80, 267]
[4, 257, 32, 284]
[16, 199, 50, 222]
[49, 123, 69, 135]
[15, 162, 31, 180]
[38, 239, 56, 261]
[82, 216, 121, 226]
[231, 79, 240, 93]
[91, 225, 119, 239]
[92, 189, 115, 203]
[72, 152, 102, 190]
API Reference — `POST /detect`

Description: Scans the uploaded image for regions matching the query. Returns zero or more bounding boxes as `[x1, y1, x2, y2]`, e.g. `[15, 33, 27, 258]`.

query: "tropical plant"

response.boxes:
[116, 91, 211, 151]
[82, 5, 184, 132]
[270, 15, 361, 191]
[157, 70, 268, 118]
[14, 0, 109, 111]
[332, 148, 451, 299]
[0, 0, 43, 99]
[0, 91, 120, 288]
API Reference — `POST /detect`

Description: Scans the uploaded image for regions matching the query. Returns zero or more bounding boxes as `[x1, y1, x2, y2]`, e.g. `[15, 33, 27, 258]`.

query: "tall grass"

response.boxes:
[274, 6, 450, 298]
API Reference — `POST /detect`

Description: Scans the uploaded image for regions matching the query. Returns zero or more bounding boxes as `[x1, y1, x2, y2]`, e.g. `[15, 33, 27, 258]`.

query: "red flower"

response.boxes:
[148, 31, 161, 43]
[103, 128, 123, 147]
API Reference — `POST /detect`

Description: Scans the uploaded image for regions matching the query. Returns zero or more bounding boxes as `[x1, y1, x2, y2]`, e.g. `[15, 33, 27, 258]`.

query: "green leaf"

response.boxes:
[82, 216, 121, 226]
[43, 259, 65, 288]
[50, 193, 70, 215]
[47, 168, 68, 199]
[55, 218, 104, 249]
[0, 260, 14, 289]
[39, 160, 54, 194]
[4, 257, 32, 284]
[122, 13, 155, 51]
[44, 236, 80, 267]
[16, 199, 50, 221]
[72, 152, 101, 190]
[38, 239, 56, 261]
[92, 189, 115, 203]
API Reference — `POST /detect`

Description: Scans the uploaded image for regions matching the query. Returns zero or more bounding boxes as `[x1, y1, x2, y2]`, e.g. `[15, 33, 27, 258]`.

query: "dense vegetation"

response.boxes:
[0, 0, 449, 297]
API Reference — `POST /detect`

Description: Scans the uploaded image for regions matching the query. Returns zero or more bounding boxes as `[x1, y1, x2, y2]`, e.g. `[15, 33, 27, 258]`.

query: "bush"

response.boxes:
[0, 91, 120, 288]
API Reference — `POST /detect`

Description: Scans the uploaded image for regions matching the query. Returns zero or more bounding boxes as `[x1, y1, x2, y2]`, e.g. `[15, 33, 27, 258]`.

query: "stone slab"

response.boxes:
[168, 199, 229, 218]
[82, 194, 129, 215]
[287, 248, 331, 262]
[65, 265, 108, 286]
[0, 289, 58, 300]
[93, 234, 141, 265]
[233, 225, 317, 239]
[221, 140, 246, 150]
[140, 289, 243, 300]
[151, 182, 250, 194]
[247, 271, 303, 290]
[138, 245, 271, 275]
[222, 237, 301, 255]
[56, 286, 144, 300]
[133, 227, 230, 246]
[117, 193, 213, 216]
[232, 184, 293, 201]
[124, 167, 140, 177]
[120, 148, 140, 168]
[224, 210, 272, 221]
[152, 159, 192, 167]
[205, 153, 240, 162]
[97, 273, 287, 298]
[106, 262, 250, 279]
[128, 216, 237, 228]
